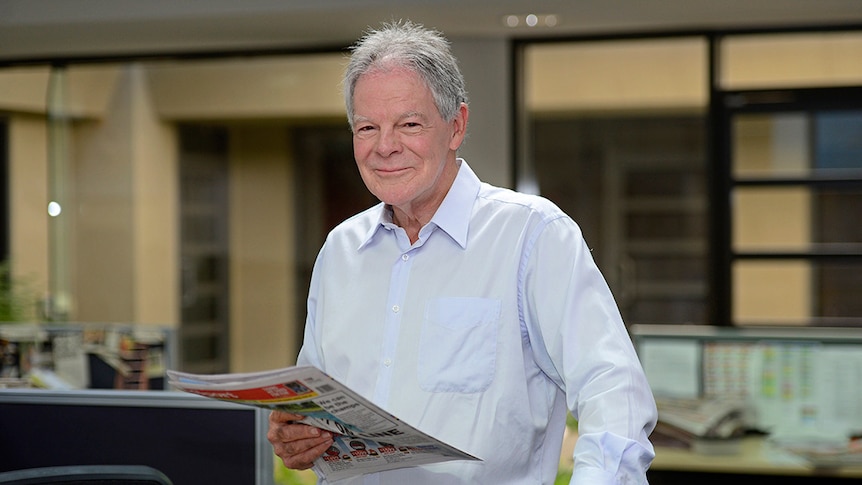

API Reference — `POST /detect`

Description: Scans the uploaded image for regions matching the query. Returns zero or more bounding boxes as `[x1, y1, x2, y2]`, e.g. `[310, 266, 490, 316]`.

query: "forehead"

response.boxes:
[354, 66, 433, 105]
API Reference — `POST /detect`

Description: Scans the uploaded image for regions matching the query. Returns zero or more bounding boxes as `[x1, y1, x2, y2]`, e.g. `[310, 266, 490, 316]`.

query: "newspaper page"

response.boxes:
[167, 365, 480, 481]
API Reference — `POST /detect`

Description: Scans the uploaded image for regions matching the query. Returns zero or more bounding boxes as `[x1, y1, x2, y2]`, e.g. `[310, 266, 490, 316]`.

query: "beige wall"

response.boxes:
[8, 115, 50, 320]
[722, 31, 862, 88]
[525, 37, 708, 114]
[146, 54, 345, 120]
[228, 124, 296, 371]
[71, 66, 179, 326]
[0, 67, 51, 114]
[524, 32, 862, 112]
[129, 66, 180, 325]
[3, 65, 179, 326]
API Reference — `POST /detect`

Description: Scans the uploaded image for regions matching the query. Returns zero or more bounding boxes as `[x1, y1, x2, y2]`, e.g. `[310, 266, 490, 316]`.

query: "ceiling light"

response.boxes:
[502, 14, 560, 29]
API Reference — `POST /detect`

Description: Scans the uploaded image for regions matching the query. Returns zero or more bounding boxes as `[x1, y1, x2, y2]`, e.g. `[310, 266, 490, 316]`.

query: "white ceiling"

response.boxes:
[1, 0, 862, 62]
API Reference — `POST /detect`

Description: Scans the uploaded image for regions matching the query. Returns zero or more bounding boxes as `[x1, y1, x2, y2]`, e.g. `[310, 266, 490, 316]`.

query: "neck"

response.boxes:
[391, 209, 423, 244]
[389, 158, 461, 244]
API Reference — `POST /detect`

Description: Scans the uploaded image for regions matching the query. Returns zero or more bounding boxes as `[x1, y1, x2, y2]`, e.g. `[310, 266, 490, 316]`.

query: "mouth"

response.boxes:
[374, 166, 411, 176]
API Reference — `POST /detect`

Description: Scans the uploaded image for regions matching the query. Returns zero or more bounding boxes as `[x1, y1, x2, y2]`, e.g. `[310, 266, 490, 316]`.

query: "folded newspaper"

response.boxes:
[166, 365, 480, 481]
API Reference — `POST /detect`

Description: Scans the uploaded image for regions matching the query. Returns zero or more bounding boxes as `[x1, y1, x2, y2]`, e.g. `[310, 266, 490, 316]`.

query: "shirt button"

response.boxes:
[401, 254, 409, 261]
[392, 305, 400, 313]
[383, 358, 392, 366]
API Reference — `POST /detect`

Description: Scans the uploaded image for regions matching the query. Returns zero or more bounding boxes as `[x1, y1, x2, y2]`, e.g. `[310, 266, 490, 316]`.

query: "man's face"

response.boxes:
[351, 66, 466, 214]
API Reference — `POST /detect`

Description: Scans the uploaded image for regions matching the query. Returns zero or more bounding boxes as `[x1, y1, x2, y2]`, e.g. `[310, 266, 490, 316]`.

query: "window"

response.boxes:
[720, 88, 862, 326]
[519, 29, 862, 328]
[716, 31, 862, 327]
[520, 37, 709, 326]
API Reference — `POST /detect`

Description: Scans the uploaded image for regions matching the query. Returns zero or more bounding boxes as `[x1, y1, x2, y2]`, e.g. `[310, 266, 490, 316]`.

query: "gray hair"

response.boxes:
[343, 20, 468, 130]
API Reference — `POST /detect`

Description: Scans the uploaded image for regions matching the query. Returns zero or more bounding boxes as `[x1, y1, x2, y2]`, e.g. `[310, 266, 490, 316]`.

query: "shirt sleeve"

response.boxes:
[520, 215, 657, 484]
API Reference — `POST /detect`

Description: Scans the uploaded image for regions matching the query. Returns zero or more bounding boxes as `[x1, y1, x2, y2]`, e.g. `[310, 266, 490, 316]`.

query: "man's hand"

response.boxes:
[268, 411, 334, 470]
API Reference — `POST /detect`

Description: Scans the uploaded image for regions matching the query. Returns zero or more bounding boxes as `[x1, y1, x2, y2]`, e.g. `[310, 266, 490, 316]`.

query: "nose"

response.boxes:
[375, 127, 402, 157]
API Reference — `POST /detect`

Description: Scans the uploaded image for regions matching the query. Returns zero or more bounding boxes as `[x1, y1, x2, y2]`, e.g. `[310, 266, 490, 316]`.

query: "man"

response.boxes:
[269, 20, 657, 484]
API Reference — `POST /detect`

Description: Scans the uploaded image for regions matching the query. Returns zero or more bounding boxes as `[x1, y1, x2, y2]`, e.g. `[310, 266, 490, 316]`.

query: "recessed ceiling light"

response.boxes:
[502, 14, 560, 29]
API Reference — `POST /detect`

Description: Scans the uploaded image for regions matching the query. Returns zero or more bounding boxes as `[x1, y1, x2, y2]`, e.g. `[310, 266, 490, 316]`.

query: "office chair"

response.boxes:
[0, 465, 172, 485]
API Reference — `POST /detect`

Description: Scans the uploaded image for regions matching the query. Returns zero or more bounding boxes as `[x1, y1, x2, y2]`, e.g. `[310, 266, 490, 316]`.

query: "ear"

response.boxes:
[448, 103, 469, 151]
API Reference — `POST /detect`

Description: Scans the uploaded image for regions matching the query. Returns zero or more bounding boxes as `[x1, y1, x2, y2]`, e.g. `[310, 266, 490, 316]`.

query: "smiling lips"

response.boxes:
[374, 166, 412, 176]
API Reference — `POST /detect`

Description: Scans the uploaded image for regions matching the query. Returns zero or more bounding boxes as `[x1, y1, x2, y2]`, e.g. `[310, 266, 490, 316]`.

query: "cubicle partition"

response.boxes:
[631, 324, 862, 434]
[0, 389, 275, 485]
[631, 324, 862, 484]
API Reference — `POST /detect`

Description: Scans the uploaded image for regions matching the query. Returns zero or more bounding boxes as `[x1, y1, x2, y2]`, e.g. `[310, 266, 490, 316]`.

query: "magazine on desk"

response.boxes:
[167, 365, 480, 481]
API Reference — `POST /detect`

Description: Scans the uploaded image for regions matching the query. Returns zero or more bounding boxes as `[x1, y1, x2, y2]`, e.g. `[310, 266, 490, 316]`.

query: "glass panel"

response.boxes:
[732, 113, 811, 177]
[733, 259, 862, 326]
[816, 111, 862, 170]
[733, 187, 812, 252]
[817, 188, 862, 248]
[733, 186, 862, 252]
[179, 125, 229, 373]
[734, 110, 862, 179]
[722, 31, 862, 89]
[818, 262, 862, 320]
[733, 260, 812, 325]
[530, 115, 707, 325]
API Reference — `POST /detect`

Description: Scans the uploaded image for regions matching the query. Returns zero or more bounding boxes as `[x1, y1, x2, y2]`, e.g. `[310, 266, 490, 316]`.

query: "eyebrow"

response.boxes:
[400, 111, 426, 121]
[353, 111, 428, 125]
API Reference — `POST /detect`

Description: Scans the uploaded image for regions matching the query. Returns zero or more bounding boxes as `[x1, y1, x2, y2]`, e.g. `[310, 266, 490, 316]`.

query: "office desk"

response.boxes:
[649, 436, 862, 485]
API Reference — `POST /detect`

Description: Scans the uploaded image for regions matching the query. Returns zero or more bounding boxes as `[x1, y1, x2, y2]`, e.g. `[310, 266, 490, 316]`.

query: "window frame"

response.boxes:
[714, 85, 862, 326]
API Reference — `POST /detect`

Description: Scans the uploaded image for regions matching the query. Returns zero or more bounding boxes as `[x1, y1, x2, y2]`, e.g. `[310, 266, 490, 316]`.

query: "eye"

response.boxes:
[354, 125, 376, 137]
[401, 122, 423, 132]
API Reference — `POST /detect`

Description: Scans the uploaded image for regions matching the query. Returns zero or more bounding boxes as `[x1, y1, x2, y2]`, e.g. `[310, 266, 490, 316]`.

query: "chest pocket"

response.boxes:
[418, 297, 500, 393]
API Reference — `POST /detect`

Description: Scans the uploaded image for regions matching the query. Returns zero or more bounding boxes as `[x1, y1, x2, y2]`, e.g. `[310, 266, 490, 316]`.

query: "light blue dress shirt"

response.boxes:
[299, 160, 657, 484]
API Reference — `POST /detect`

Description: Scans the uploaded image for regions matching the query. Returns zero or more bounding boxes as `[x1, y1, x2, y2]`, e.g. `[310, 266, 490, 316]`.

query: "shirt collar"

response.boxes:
[359, 159, 480, 250]
[430, 159, 480, 249]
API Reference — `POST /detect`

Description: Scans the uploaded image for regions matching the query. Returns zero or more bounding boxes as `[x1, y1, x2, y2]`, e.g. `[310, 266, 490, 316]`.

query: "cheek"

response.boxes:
[352, 138, 368, 160]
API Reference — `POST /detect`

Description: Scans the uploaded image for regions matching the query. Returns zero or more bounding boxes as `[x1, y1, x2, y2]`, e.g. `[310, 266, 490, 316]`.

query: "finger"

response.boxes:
[274, 433, 333, 470]
[269, 410, 305, 424]
[268, 420, 330, 445]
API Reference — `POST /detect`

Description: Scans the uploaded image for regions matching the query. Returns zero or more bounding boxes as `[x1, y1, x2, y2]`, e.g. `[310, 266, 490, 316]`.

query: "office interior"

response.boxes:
[1, 2, 862, 484]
